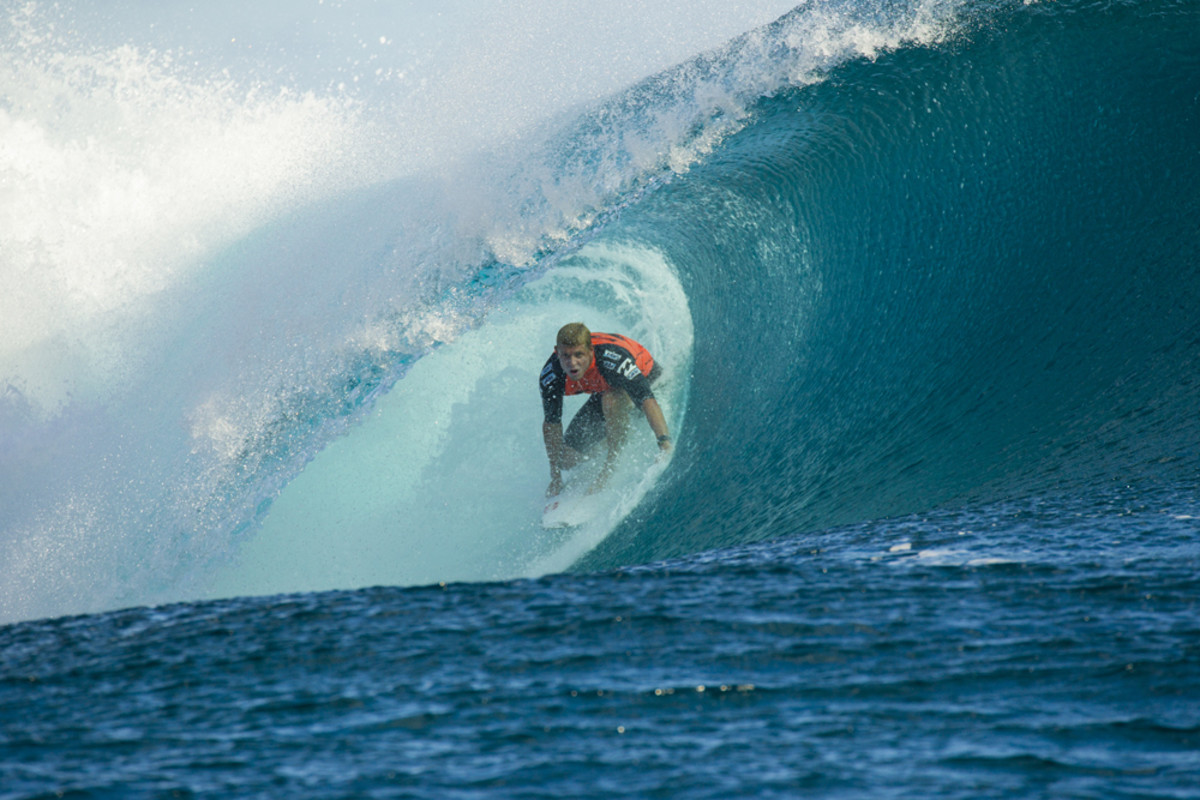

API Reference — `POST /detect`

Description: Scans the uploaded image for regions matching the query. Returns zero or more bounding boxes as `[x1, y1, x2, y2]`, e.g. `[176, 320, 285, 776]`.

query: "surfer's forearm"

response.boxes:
[641, 397, 671, 447]
[542, 421, 566, 478]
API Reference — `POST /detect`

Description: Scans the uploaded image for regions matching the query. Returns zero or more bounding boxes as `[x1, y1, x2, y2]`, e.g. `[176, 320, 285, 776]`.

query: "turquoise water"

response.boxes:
[2, 0, 1199, 796]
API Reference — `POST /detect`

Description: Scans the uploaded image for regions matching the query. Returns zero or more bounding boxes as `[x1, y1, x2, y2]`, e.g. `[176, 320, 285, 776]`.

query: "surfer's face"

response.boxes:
[556, 344, 592, 380]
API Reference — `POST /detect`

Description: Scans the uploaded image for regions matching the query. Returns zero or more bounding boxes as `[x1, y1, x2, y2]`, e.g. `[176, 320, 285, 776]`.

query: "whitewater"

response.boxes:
[0, 0, 797, 617]
[0, 0, 972, 620]
[2, 0, 1199, 797]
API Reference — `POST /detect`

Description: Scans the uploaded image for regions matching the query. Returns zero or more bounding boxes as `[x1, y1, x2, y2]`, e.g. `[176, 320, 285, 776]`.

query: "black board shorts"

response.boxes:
[564, 363, 661, 453]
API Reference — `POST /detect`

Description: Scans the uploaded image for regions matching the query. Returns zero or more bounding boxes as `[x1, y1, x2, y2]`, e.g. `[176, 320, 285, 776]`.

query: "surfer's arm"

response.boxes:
[641, 397, 672, 453]
[540, 361, 570, 496]
[614, 364, 670, 453]
[543, 421, 567, 496]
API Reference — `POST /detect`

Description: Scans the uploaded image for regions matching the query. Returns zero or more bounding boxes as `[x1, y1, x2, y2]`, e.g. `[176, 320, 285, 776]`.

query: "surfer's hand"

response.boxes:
[547, 477, 563, 498]
[657, 437, 673, 457]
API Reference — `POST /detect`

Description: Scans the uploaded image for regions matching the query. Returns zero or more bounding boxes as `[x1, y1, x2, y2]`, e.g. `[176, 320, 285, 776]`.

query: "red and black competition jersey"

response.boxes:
[540, 333, 657, 424]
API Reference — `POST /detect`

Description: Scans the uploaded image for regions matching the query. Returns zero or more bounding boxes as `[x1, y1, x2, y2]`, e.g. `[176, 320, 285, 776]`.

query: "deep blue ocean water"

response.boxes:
[2, 0, 1199, 796]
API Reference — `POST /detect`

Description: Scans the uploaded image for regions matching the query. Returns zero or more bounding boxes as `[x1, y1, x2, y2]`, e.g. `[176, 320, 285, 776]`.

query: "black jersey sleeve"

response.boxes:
[539, 354, 566, 423]
[596, 344, 655, 408]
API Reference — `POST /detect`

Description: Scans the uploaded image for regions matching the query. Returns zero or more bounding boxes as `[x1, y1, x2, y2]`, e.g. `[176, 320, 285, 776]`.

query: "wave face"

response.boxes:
[2, 0, 1198, 622]
[581, 0, 1200, 566]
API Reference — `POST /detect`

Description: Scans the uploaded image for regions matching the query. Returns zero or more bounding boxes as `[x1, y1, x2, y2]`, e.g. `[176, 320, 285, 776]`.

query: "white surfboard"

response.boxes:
[541, 452, 607, 529]
[541, 491, 606, 529]
[540, 449, 672, 530]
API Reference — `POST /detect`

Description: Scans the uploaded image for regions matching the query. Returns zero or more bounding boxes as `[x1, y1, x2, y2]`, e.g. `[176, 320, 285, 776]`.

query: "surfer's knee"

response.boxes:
[560, 445, 583, 469]
[601, 388, 632, 418]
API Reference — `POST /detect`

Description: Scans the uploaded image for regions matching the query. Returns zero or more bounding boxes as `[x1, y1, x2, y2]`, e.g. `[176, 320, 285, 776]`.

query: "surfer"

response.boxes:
[540, 322, 672, 497]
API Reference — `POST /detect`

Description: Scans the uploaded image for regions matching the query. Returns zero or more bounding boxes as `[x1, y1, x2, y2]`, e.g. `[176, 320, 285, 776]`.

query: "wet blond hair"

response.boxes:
[556, 322, 592, 350]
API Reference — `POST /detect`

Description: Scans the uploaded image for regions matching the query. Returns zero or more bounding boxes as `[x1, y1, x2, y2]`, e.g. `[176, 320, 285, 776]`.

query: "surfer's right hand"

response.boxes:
[546, 477, 563, 498]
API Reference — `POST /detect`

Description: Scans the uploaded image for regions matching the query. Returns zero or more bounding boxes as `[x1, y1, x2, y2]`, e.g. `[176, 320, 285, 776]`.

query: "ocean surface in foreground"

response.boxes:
[4, 478, 1200, 798]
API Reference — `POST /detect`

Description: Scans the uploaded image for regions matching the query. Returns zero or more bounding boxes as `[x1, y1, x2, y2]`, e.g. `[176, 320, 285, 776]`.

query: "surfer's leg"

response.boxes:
[564, 393, 607, 458]
[601, 388, 633, 443]
[595, 389, 632, 488]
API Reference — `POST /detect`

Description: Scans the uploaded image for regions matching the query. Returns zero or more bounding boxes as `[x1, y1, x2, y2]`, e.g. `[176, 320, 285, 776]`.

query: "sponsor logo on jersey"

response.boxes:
[600, 347, 642, 380]
[617, 358, 642, 380]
